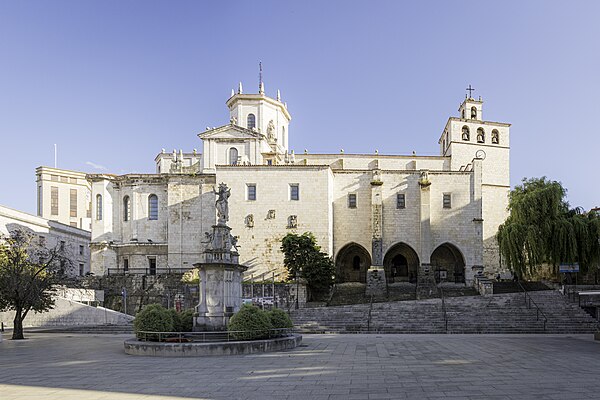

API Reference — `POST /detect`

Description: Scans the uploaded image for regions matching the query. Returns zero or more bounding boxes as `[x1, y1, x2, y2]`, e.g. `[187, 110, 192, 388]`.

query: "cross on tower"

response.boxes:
[466, 84, 475, 98]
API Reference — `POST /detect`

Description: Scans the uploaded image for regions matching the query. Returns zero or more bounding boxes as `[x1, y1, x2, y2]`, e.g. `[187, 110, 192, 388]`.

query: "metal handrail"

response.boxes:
[439, 285, 448, 333]
[136, 328, 294, 342]
[367, 294, 374, 332]
[107, 267, 191, 275]
[517, 281, 548, 331]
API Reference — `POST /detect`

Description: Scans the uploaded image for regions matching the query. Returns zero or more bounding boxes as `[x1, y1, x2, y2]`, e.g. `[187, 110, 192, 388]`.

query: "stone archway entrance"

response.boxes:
[383, 243, 420, 283]
[431, 243, 466, 283]
[335, 243, 371, 283]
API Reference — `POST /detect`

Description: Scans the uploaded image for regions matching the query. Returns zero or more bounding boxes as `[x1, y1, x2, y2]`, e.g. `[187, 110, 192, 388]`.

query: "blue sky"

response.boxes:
[0, 1, 598, 213]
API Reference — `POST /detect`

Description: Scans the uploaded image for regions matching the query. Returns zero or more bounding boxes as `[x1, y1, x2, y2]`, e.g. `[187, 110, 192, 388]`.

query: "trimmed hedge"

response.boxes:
[227, 304, 273, 340]
[268, 308, 293, 330]
[134, 304, 174, 340]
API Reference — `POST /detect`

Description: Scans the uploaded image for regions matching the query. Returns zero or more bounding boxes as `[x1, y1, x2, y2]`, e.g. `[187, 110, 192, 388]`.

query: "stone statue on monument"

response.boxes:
[214, 183, 231, 224]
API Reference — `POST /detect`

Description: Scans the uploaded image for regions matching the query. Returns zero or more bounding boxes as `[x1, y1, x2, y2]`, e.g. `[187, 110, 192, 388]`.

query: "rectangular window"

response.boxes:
[79, 263, 84, 276]
[397, 193, 406, 209]
[443, 193, 452, 209]
[348, 193, 357, 209]
[70, 222, 78, 227]
[37, 186, 42, 216]
[79, 245, 84, 256]
[60, 176, 68, 183]
[290, 184, 299, 201]
[148, 257, 157, 276]
[51, 175, 58, 182]
[70, 189, 77, 217]
[70, 177, 77, 184]
[51, 186, 59, 215]
[123, 258, 129, 272]
[266, 159, 273, 166]
[247, 184, 256, 201]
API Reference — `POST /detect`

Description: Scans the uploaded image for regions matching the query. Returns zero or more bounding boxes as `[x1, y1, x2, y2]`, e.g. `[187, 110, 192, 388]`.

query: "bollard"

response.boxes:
[1, 322, 4, 332]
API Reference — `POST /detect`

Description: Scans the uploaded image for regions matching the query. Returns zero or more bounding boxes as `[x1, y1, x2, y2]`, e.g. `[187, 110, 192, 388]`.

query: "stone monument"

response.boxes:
[194, 183, 247, 331]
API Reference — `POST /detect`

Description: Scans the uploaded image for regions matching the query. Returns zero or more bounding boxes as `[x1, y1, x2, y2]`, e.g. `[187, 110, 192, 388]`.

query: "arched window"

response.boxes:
[229, 147, 238, 165]
[123, 196, 131, 222]
[247, 113, 256, 129]
[491, 129, 499, 144]
[477, 127, 485, 143]
[471, 107, 477, 119]
[461, 126, 470, 141]
[148, 194, 158, 220]
[461, 109, 465, 119]
[96, 194, 103, 221]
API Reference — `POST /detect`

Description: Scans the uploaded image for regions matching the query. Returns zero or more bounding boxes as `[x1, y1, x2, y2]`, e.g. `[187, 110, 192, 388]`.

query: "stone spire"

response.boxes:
[230, 88, 234, 98]
[277, 89, 281, 102]
[238, 82, 243, 94]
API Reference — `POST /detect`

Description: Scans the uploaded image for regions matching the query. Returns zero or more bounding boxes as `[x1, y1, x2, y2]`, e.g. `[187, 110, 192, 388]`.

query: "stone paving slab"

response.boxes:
[0, 333, 599, 399]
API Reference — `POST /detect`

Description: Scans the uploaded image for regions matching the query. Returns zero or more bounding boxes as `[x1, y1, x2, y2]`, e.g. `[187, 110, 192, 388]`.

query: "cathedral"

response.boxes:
[87, 81, 511, 288]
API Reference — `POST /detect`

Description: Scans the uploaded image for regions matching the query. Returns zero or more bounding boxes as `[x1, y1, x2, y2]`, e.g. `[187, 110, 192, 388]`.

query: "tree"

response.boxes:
[0, 230, 70, 340]
[497, 177, 600, 279]
[281, 232, 335, 301]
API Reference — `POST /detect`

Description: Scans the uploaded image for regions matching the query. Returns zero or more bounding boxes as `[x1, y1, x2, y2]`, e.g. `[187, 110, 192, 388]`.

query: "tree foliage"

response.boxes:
[0, 229, 70, 340]
[227, 304, 273, 340]
[497, 177, 600, 278]
[133, 303, 174, 340]
[281, 232, 335, 301]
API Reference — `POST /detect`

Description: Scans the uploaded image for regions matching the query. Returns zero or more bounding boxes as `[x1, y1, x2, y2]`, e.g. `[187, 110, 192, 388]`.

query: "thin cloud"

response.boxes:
[85, 161, 108, 171]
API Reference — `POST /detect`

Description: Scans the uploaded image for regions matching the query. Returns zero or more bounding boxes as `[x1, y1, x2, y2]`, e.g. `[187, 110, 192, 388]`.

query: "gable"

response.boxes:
[198, 124, 263, 141]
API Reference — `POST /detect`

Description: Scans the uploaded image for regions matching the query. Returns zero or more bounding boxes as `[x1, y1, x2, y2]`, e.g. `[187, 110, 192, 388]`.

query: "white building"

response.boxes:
[87, 82, 510, 286]
[0, 205, 91, 277]
[36, 167, 92, 231]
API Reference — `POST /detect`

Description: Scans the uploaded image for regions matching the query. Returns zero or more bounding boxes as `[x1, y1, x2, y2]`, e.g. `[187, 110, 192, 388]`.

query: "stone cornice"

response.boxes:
[226, 93, 291, 120]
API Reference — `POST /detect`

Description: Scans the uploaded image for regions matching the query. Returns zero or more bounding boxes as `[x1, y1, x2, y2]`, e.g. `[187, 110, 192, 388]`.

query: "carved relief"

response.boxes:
[287, 215, 298, 229]
[245, 214, 254, 228]
[267, 210, 276, 219]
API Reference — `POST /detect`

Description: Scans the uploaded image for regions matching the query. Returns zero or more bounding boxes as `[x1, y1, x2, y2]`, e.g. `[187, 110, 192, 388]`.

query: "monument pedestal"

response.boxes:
[365, 266, 387, 297]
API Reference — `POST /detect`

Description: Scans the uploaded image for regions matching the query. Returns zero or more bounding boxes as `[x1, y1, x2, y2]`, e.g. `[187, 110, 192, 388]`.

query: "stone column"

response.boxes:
[417, 171, 435, 299]
[366, 169, 387, 297]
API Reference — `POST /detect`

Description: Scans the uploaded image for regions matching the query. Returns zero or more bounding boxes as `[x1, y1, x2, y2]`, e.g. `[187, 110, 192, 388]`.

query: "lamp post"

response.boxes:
[295, 270, 299, 310]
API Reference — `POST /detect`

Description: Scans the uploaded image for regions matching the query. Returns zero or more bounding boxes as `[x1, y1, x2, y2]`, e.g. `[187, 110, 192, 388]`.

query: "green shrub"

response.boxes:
[178, 309, 194, 332]
[268, 308, 293, 334]
[227, 304, 273, 340]
[133, 303, 174, 341]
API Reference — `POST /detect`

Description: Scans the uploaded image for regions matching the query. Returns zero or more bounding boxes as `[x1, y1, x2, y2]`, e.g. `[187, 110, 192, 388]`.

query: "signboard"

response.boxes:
[559, 263, 580, 273]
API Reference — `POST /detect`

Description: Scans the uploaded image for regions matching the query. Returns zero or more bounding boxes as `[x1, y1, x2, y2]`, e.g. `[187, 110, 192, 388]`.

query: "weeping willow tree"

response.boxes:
[497, 177, 600, 278]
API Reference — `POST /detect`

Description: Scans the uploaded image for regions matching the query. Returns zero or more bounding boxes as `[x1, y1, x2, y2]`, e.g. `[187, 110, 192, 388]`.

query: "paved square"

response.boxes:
[1, 333, 599, 399]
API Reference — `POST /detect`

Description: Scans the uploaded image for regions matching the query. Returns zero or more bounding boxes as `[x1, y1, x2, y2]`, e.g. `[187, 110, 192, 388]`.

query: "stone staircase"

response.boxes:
[291, 290, 599, 334]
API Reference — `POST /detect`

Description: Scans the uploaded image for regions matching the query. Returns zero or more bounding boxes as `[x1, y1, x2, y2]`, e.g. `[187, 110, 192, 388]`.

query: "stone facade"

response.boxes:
[83, 84, 511, 287]
[36, 166, 92, 230]
[0, 204, 91, 277]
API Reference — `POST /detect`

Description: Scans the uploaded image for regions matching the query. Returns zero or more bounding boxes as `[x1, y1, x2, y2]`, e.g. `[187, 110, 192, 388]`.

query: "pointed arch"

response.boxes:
[431, 242, 466, 283]
[383, 242, 420, 283]
[335, 242, 371, 283]
[471, 106, 477, 119]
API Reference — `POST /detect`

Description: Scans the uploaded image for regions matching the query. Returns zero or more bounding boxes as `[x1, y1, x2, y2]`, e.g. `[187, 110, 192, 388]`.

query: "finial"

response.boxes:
[277, 89, 281, 101]
[179, 149, 183, 160]
[161, 148, 165, 154]
[478, 95, 482, 101]
[259, 62, 264, 94]
[340, 149, 344, 154]
[231, 89, 234, 97]
[412, 150, 416, 156]
[193, 148, 197, 155]
[173, 149, 177, 158]
[284, 102, 287, 108]
[304, 149, 308, 154]
[206, 126, 210, 130]
[375, 149, 379, 155]
[238, 82, 243, 94]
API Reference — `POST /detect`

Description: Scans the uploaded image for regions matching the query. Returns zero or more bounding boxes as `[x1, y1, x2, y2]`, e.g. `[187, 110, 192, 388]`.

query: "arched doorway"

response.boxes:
[383, 243, 419, 283]
[335, 243, 371, 283]
[431, 243, 466, 283]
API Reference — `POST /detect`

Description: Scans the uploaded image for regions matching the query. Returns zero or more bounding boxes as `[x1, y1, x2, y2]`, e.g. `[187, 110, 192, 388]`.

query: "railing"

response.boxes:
[136, 328, 294, 343]
[107, 268, 192, 276]
[439, 285, 448, 333]
[517, 281, 548, 331]
[367, 294, 374, 332]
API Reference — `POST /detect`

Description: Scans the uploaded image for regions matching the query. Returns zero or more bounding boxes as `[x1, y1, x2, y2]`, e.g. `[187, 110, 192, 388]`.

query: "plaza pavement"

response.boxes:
[1, 332, 599, 399]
